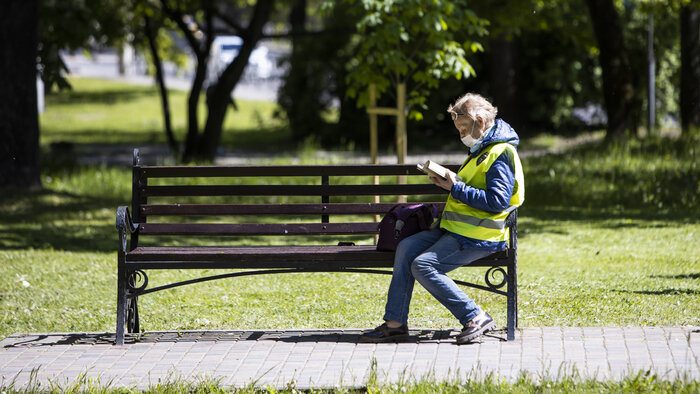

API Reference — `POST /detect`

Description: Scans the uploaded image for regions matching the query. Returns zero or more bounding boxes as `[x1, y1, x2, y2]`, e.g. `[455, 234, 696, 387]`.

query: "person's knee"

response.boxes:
[410, 256, 434, 279]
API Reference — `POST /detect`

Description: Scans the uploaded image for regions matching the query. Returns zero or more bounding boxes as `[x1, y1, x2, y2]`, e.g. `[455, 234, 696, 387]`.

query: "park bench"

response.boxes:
[115, 149, 519, 345]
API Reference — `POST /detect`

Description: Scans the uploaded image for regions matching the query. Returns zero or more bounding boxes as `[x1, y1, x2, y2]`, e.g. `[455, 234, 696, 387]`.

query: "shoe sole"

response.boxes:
[455, 321, 496, 344]
[359, 333, 410, 343]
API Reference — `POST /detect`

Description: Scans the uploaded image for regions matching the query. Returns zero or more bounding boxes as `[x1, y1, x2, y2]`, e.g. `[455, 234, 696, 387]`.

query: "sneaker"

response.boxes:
[360, 322, 409, 343]
[456, 312, 495, 344]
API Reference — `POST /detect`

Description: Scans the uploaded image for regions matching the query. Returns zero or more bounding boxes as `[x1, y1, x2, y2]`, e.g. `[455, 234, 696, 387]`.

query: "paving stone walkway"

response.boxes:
[1, 327, 698, 390]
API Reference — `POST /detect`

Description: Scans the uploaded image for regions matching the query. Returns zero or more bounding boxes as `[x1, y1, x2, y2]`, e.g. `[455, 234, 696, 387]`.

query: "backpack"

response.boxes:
[376, 204, 438, 251]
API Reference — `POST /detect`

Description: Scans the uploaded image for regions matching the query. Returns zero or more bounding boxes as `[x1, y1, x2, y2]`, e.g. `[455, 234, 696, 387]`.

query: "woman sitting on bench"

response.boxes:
[361, 93, 525, 344]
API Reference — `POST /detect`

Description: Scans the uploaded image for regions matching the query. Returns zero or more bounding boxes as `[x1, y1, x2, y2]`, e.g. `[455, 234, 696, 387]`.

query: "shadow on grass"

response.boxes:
[44, 129, 170, 146]
[44, 126, 295, 155]
[651, 273, 700, 280]
[48, 87, 157, 106]
[0, 189, 120, 253]
[612, 289, 700, 296]
[2, 191, 695, 253]
[519, 206, 697, 225]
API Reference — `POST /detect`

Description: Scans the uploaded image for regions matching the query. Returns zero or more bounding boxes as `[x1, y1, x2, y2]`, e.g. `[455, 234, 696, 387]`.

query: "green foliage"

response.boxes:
[39, 0, 129, 92]
[340, 0, 488, 120]
[616, 0, 688, 133]
[277, 2, 365, 146]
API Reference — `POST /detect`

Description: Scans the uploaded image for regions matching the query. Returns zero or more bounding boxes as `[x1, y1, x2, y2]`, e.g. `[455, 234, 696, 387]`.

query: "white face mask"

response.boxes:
[460, 120, 481, 147]
[461, 134, 479, 147]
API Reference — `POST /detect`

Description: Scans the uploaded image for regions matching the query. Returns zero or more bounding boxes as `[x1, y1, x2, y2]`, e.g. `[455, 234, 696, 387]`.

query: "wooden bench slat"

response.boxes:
[138, 222, 380, 235]
[141, 184, 446, 197]
[139, 164, 461, 178]
[140, 202, 447, 216]
[125, 245, 508, 269]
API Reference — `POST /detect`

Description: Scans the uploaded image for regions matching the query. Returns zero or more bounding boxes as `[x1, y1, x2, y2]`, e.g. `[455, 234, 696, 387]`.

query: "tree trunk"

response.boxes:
[194, 0, 275, 161]
[0, 0, 41, 189]
[680, 5, 700, 134]
[144, 15, 178, 155]
[181, 52, 209, 162]
[284, 0, 322, 141]
[162, 0, 214, 163]
[584, 0, 636, 140]
[489, 34, 524, 133]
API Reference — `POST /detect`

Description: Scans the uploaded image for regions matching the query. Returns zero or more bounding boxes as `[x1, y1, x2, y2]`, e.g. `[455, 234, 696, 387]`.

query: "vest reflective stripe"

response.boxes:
[441, 211, 506, 230]
[441, 204, 517, 230]
[440, 143, 524, 242]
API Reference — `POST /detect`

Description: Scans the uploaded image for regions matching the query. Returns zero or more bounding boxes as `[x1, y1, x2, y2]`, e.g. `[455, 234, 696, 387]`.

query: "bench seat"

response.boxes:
[126, 245, 509, 269]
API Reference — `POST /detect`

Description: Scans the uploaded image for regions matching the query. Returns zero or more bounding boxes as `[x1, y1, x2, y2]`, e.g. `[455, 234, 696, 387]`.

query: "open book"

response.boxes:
[417, 160, 462, 182]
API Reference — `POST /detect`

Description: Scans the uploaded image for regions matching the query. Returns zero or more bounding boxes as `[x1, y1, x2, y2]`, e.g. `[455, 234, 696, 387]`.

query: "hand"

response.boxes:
[429, 170, 457, 191]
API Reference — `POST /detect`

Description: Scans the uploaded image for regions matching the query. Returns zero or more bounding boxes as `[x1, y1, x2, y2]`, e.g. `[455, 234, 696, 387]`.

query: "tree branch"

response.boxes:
[213, 10, 244, 35]
[159, 0, 203, 56]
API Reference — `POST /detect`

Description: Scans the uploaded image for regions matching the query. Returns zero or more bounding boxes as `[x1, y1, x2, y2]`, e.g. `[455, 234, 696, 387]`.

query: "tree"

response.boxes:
[0, 0, 41, 189]
[38, 0, 128, 93]
[463, 0, 599, 134]
[142, 10, 178, 154]
[277, 1, 362, 145]
[340, 0, 487, 159]
[584, 0, 637, 140]
[344, 0, 487, 119]
[158, 0, 215, 162]
[158, 0, 275, 162]
[680, 4, 700, 134]
[198, 0, 275, 160]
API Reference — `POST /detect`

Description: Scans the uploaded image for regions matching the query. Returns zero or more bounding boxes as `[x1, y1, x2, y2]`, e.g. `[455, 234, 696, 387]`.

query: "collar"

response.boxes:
[469, 124, 496, 155]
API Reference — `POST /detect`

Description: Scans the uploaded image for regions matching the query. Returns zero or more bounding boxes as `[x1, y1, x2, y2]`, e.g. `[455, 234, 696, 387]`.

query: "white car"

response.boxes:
[206, 35, 273, 87]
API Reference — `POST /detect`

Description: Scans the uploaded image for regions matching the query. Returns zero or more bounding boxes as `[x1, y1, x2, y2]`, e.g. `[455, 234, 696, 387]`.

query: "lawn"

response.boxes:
[1, 78, 699, 342]
[39, 78, 290, 151]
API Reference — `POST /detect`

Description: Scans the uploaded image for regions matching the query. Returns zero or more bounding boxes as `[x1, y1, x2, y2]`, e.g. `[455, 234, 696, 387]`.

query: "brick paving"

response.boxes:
[1, 327, 698, 390]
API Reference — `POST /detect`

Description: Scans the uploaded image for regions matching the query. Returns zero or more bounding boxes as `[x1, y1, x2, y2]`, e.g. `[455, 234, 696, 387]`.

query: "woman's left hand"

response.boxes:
[430, 170, 457, 191]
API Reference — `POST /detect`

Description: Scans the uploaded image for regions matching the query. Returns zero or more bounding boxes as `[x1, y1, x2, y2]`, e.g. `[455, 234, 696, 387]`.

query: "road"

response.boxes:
[62, 50, 281, 102]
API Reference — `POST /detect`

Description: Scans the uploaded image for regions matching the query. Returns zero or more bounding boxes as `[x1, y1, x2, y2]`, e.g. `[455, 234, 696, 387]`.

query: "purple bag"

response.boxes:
[376, 204, 438, 251]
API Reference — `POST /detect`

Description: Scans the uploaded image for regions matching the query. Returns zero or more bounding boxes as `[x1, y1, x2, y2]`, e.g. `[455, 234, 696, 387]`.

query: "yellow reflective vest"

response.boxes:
[440, 143, 524, 242]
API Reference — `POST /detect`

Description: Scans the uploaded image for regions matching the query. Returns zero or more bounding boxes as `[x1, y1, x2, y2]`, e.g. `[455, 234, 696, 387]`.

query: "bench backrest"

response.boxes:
[129, 151, 457, 245]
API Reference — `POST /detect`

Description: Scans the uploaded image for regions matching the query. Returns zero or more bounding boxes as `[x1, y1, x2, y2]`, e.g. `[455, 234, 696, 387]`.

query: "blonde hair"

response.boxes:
[448, 93, 498, 128]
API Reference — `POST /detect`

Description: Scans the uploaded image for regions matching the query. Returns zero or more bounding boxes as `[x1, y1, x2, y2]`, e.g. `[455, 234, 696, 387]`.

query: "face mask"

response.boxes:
[460, 120, 481, 147]
[461, 134, 479, 147]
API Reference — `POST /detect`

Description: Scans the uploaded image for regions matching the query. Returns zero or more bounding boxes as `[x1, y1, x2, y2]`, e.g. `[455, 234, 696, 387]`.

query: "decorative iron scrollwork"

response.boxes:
[126, 295, 139, 333]
[126, 269, 148, 293]
[484, 267, 507, 289]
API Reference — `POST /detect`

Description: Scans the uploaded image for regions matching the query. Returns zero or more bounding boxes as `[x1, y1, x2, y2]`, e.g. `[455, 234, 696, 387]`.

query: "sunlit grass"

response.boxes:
[39, 77, 288, 150]
[1, 365, 697, 392]
[2, 78, 699, 343]
[1, 150, 699, 340]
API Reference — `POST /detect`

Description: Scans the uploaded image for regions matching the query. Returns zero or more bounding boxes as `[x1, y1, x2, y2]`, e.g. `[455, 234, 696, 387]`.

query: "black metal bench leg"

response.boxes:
[126, 295, 140, 334]
[116, 267, 127, 345]
[506, 261, 517, 341]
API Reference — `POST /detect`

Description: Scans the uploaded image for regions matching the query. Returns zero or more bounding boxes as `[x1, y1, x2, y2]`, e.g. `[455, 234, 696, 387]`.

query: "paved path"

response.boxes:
[1, 327, 698, 390]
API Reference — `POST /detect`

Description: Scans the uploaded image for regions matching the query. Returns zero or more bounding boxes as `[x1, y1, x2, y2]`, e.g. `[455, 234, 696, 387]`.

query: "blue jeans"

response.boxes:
[383, 228, 493, 327]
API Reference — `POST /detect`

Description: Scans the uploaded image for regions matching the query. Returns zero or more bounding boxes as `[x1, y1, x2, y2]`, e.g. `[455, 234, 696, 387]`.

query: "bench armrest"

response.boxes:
[116, 206, 139, 252]
[504, 208, 518, 229]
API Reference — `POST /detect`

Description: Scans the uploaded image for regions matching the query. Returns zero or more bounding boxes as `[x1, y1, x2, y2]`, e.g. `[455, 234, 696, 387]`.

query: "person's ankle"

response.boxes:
[385, 320, 403, 328]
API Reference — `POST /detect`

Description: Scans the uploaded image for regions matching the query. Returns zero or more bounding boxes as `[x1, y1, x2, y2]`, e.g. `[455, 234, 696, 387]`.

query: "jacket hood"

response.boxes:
[481, 118, 519, 149]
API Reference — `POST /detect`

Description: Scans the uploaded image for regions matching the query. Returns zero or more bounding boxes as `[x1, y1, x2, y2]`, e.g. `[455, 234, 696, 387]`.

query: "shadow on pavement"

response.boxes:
[3, 329, 508, 348]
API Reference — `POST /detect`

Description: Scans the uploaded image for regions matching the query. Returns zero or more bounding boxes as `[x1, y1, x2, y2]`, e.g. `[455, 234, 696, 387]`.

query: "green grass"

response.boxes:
[1, 367, 697, 393]
[40, 77, 289, 151]
[1, 78, 699, 342]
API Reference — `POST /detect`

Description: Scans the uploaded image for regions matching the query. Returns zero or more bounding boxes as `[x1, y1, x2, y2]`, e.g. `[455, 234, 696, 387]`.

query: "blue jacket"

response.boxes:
[448, 118, 519, 251]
